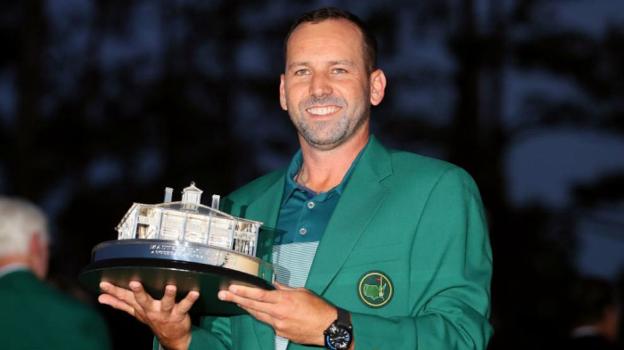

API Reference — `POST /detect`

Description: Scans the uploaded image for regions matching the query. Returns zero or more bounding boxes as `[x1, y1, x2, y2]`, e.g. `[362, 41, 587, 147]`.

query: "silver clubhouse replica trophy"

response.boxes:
[80, 183, 274, 316]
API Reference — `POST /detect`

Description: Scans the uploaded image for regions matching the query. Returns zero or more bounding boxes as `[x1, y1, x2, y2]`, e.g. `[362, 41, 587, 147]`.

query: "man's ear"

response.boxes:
[279, 74, 288, 111]
[28, 233, 48, 279]
[369, 69, 387, 106]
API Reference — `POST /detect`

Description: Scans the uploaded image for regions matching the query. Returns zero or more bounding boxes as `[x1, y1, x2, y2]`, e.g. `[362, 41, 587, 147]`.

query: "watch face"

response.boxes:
[326, 326, 352, 350]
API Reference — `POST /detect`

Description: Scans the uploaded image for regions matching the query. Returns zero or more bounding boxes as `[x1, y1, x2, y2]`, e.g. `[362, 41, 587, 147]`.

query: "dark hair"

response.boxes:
[284, 7, 378, 73]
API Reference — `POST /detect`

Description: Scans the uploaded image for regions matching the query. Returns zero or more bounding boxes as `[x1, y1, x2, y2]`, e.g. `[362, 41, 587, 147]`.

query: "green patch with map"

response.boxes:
[358, 271, 393, 308]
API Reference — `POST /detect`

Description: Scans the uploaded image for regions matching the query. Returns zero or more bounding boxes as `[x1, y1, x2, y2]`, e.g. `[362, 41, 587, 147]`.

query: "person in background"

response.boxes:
[568, 276, 621, 350]
[0, 196, 111, 350]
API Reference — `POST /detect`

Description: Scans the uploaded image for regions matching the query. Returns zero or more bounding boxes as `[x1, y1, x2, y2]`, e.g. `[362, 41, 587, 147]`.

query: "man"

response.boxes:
[99, 7, 493, 349]
[0, 197, 111, 349]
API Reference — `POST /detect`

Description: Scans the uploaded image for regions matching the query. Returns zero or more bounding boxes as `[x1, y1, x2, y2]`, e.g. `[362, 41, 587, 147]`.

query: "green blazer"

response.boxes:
[0, 269, 111, 350]
[188, 136, 493, 349]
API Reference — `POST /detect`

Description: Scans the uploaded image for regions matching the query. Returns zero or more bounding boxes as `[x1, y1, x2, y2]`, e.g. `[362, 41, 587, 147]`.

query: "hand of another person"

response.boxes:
[218, 282, 337, 346]
[99, 281, 199, 350]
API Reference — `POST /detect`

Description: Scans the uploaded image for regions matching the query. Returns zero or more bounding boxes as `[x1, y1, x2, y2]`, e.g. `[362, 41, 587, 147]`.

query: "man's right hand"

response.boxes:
[98, 281, 199, 350]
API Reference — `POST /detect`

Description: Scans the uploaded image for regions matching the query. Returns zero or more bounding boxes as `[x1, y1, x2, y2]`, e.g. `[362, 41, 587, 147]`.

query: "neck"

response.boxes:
[0, 256, 30, 275]
[0, 254, 45, 280]
[297, 129, 369, 193]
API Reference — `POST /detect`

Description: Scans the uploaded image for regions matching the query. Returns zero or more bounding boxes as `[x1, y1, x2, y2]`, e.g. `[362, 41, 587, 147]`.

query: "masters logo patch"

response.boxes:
[358, 271, 393, 308]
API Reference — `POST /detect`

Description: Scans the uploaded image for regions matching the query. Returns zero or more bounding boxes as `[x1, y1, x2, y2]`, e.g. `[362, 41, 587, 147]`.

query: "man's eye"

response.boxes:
[294, 69, 309, 76]
[332, 68, 347, 74]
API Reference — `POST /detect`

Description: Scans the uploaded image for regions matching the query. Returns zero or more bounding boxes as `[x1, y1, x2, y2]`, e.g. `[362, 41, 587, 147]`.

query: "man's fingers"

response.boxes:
[161, 285, 177, 312]
[176, 290, 200, 315]
[228, 284, 280, 303]
[98, 293, 136, 317]
[243, 307, 275, 327]
[100, 281, 138, 306]
[129, 281, 153, 309]
[219, 290, 274, 315]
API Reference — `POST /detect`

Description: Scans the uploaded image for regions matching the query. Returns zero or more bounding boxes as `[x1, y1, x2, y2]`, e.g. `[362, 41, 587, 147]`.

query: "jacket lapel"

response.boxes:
[238, 176, 284, 228]
[305, 137, 392, 296]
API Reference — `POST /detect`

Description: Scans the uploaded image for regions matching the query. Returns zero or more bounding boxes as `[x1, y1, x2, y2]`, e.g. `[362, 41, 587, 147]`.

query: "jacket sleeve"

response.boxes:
[350, 168, 493, 349]
[152, 316, 232, 349]
[189, 316, 232, 349]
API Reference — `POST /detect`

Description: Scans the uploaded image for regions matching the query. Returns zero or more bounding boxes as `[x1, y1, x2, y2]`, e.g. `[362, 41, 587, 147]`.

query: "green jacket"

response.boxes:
[189, 136, 493, 349]
[0, 269, 111, 350]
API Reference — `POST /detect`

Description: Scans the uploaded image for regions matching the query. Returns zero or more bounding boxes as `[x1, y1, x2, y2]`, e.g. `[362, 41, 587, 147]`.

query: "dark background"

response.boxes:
[1, 0, 623, 349]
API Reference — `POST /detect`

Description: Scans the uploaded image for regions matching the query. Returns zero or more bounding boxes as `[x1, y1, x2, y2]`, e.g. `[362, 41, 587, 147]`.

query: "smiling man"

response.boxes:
[99, 7, 493, 350]
[280, 13, 382, 155]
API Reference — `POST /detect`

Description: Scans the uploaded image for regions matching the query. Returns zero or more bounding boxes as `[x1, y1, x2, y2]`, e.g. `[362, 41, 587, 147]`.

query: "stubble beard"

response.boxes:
[291, 96, 370, 151]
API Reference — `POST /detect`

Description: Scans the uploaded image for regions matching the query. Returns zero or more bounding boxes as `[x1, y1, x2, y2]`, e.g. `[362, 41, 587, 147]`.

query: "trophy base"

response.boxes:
[79, 240, 274, 316]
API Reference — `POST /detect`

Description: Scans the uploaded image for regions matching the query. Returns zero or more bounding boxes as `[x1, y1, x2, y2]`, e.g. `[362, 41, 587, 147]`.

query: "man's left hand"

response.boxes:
[218, 282, 336, 346]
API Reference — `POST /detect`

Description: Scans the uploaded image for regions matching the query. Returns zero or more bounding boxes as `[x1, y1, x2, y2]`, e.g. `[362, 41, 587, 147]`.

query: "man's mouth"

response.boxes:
[305, 105, 342, 116]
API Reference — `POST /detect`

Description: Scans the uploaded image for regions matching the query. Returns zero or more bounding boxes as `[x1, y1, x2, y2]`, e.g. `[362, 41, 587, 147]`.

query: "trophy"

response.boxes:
[80, 182, 274, 315]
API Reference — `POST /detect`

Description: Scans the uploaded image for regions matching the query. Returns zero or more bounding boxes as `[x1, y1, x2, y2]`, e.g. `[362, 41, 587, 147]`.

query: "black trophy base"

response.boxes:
[80, 239, 274, 316]
[80, 258, 274, 316]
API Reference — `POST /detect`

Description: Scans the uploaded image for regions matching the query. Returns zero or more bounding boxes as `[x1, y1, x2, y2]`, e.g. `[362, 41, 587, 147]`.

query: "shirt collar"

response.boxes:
[0, 263, 29, 279]
[283, 149, 304, 202]
[282, 139, 371, 203]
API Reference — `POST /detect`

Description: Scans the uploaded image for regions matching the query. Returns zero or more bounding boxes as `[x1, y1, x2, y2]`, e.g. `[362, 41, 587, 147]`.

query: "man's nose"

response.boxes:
[309, 73, 332, 98]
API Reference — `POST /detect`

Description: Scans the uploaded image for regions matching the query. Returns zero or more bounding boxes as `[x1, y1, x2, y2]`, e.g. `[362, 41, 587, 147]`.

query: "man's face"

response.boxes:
[280, 19, 384, 150]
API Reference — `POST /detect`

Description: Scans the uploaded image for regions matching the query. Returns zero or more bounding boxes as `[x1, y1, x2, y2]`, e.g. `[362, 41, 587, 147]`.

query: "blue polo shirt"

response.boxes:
[272, 143, 367, 287]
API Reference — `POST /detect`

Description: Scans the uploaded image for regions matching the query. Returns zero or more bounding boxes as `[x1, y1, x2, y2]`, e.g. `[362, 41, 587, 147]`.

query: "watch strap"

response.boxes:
[335, 307, 351, 328]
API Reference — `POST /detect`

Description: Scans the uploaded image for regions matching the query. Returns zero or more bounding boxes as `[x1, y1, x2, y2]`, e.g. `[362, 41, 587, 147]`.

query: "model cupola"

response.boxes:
[182, 182, 202, 204]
